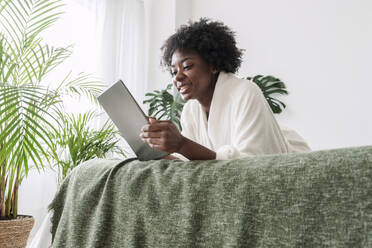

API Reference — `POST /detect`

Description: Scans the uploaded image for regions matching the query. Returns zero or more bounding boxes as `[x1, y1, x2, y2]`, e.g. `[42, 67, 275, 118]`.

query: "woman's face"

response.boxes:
[171, 49, 217, 103]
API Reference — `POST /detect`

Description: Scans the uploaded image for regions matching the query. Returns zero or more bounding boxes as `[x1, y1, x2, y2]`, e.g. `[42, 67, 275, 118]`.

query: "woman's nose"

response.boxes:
[174, 69, 186, 82]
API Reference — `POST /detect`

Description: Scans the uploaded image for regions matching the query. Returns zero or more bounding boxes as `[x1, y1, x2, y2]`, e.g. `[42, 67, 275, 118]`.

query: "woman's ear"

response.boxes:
[210, 66, 218, 74]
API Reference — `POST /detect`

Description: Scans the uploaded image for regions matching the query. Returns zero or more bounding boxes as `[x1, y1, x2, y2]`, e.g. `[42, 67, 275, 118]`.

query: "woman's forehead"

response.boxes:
[171, 49, 199, 66]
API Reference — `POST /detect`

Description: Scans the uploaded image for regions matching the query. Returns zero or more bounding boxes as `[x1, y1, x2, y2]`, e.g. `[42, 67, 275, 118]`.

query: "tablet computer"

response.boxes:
[98, 80, 168, 161]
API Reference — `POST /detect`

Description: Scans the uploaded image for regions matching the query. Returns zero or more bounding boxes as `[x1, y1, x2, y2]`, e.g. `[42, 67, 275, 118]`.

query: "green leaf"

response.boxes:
[249, 75, 288, 114]
[0, 128, 22, 167]
[143, 83, 185, 130]
[22, 136, 41, 172]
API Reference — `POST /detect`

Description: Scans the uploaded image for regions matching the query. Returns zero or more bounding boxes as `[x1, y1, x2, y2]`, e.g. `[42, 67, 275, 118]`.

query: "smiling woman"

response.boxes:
[171, 50, 218, 105]
[140, 18, 311, 161]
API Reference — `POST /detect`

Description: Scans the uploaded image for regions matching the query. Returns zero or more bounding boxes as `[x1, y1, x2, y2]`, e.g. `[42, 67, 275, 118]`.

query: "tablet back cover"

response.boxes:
[98, 80, 168, 161]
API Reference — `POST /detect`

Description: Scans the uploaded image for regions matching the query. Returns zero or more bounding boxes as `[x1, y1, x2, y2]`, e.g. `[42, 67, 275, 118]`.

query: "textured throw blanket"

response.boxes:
[49, 146, 372, 247]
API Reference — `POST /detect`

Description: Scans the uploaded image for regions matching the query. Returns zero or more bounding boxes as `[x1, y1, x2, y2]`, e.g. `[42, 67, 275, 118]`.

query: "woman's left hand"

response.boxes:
[140, 118, 185, 153]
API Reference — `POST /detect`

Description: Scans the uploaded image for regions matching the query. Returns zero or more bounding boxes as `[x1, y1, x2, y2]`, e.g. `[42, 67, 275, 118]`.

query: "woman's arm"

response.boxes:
[177, 136, 216, 160]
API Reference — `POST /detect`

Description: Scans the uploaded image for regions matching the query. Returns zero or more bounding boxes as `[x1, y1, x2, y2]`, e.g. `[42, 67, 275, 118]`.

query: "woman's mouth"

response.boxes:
[179, 84, 191, 94]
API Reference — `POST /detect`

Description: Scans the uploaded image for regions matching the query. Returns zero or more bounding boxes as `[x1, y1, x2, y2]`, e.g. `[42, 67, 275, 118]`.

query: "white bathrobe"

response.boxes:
[177, 71, 310, 160]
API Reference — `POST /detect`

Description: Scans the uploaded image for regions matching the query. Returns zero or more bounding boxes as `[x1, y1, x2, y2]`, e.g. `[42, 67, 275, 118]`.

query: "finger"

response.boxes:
[148, 121, 175, 131]
[148, 143, 166, 152]
[149, 116, 157, 124]
[140, 131, 163, 139]
[142, 123, 163, 132]
[155, 120, 173, 124]
[141, 123, 166, 132]
[144, 137, 163, 146]
[141, 124, 150, 132]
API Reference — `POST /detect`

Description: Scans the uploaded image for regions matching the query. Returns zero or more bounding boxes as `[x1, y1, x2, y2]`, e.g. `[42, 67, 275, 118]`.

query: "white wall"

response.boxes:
[143, 0, 193, 93]
[144, 0, 176, 93]
[188, 0, 372, 150]
[19, 169, 58, 243]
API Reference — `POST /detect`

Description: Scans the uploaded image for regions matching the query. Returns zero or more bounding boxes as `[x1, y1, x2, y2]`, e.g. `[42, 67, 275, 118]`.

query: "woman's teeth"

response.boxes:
[180, 85, 189, 94]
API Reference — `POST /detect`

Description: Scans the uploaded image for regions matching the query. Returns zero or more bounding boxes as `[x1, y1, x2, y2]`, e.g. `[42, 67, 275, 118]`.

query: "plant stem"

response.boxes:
[0, 176, 6, 218]
[12, 180, 18, 219]
[6, 166, 15, 217]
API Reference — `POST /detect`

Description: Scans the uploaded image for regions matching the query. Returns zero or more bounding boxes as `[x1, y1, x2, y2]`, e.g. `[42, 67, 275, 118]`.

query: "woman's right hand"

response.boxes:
[140, 117, 186, 154]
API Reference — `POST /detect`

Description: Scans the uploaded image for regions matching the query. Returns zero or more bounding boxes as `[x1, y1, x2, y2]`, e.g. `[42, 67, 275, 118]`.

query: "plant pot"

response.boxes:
[0, 215, 35, 248]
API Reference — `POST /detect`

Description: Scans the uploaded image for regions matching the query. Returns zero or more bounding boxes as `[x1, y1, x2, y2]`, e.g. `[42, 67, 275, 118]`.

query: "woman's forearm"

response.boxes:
[178, 136, 216, 160]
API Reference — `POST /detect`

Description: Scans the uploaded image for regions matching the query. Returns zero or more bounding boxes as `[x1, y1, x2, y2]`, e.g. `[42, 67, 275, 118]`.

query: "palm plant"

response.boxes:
[143, 75, 288, 130]
[49, 111, 126, 183]
[0, 0, 103, 219]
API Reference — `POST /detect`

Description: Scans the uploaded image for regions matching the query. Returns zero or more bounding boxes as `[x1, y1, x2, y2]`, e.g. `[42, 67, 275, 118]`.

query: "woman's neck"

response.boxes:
[198, 72, 220, 119]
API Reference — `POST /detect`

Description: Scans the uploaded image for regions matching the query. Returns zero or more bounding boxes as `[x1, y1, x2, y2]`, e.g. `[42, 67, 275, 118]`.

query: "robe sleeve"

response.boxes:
[170, 103, 195, 161]
[215, 83, 290, 160]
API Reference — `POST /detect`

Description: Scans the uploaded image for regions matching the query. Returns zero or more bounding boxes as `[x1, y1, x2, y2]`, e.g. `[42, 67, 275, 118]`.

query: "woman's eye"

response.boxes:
[184, 64, 193, 70]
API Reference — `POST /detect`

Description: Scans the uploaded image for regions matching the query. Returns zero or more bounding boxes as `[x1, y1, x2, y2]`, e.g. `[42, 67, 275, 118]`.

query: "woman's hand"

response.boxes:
[140, 117, 185, 153]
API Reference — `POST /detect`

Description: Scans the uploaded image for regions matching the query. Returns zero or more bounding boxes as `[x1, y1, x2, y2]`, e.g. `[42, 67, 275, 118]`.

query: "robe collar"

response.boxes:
[197, 71, 232, 149]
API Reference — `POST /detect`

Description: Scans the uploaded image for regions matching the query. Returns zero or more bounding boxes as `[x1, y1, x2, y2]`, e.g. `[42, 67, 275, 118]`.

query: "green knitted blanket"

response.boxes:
[49, 146, 372, 247]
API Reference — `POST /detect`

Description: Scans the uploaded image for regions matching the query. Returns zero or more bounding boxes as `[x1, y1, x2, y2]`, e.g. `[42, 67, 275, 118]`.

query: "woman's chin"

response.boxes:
[180, 93, 192, 101]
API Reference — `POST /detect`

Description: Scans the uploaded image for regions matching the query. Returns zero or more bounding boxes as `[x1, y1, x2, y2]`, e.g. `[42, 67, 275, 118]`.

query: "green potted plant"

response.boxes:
[0, 0, 102, 247]
[143, 75, 288, 130]
[143, 84, 186, 130]
[246, 75, 288, 114]
[49, 110, 126, 183]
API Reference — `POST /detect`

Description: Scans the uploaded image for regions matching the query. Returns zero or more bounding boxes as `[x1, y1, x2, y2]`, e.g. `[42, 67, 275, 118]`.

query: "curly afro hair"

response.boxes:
[161, 18, 244, 74]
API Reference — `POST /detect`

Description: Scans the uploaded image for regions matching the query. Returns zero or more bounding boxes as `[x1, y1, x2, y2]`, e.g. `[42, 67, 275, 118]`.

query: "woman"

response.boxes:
[140, 18, 310, 160]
